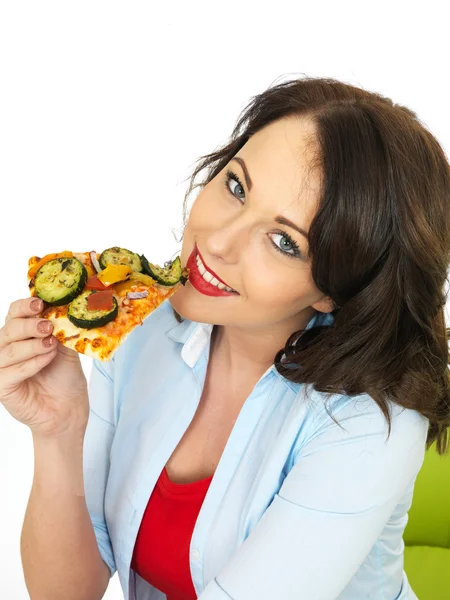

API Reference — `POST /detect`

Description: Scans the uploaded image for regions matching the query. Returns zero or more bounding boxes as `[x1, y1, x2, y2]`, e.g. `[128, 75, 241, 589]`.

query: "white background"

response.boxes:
[1, 1, 449, 598]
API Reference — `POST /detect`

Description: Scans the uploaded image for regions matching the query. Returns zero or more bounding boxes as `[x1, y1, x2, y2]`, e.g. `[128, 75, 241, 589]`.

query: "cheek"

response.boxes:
[191, 186, 232, 229]
[179, 198, 205, 263]
[190, 189, 216, 219]
[180, 189, 224, 261]
[245, 265, 313, 311]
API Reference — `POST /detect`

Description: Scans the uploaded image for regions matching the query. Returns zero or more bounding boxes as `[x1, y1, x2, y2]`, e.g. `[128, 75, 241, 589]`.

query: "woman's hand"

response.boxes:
[0, 297, 90, 438]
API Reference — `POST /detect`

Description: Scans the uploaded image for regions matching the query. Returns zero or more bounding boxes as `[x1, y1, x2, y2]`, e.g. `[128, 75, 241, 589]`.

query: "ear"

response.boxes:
[311, 296, 337, 313]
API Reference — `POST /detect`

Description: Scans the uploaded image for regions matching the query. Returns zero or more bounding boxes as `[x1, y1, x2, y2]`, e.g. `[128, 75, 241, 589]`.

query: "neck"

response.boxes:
[210, 308, 316, 381]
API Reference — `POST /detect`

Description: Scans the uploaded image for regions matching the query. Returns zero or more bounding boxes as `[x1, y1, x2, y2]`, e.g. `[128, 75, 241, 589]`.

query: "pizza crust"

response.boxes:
[28, 251, 183, 361]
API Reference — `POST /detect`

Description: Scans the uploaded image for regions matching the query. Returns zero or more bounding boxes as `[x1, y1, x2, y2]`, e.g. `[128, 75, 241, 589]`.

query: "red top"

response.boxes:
[131, 466, 214, 600]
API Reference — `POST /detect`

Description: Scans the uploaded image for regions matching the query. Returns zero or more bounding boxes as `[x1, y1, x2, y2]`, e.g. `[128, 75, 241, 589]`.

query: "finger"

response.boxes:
[0, 346, 58, 401]
[0, 335, 58, 369]
[5, 297, 44, 325]
[0, 313, 54, 350]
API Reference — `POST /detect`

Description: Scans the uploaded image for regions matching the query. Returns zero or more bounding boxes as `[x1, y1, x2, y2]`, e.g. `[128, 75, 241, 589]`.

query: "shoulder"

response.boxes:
[293, 386, 429, 475]
[297, 385, 428, 446]
[282, 389, 429, 512]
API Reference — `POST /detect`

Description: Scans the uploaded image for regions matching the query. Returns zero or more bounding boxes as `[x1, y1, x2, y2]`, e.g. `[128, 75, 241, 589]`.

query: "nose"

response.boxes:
[204, 217, 250, 263]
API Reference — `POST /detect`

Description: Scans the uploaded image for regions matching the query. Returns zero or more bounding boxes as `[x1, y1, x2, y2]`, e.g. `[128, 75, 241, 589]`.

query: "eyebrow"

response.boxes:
[230, 156, 309, 240]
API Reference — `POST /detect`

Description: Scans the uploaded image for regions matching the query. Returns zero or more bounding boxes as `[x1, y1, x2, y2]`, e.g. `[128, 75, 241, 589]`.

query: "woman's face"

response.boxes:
[170, 116, 334, 332]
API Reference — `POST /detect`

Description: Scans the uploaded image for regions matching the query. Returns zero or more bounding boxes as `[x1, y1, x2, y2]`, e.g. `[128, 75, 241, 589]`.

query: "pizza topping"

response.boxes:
[97, 264, 133, 286]
[85, 274, 110, 291]
[89, 251, 102, 273]
[140, 255, 186, 286]
[67, 289, 118, 330]
[126, 291, 149, 300]
[112, 279, 135, 296]
[28, 250, 74, 280]
[113, 271, 155, 295]
[99, 246, 143, 272]
[28, 248, 186, 351]
[87, 289, 114, 311]
[34, 257, 88, 306]
[128, 271, 156, 286]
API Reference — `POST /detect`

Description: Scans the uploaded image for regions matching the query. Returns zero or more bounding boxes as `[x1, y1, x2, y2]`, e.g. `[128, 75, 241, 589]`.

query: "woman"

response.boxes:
[2, 76, 450, 600]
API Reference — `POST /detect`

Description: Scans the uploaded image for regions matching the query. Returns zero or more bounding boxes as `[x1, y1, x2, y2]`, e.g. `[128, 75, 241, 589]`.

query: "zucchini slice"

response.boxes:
[99, 246, 143, 272]
[34, 258, 88, 306]
[67, 290, 118, 330]
[140, 255, 184, 286]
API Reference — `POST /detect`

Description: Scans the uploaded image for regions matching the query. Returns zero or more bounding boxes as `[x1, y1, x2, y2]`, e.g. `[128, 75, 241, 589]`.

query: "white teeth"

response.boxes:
[201, 268, 213, 283]
[196, 255, 235, 292]
[210, 277, 225, 288]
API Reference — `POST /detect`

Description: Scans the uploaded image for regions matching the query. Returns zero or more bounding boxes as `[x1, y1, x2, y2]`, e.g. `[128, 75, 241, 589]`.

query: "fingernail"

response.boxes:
[30, 298, 42, 312]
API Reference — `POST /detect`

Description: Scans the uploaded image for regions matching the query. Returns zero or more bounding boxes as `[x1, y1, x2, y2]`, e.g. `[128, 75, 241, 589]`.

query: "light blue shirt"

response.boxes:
[84, 299, 428, 600]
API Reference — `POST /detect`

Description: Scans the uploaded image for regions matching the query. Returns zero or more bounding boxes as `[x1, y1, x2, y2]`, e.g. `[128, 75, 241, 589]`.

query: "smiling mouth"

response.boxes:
[195, 246, 237, 292]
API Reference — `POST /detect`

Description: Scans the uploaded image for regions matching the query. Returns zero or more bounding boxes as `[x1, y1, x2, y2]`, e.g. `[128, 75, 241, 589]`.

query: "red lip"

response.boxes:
[186, 244, 239, 297]
[195, 244, 234, 289]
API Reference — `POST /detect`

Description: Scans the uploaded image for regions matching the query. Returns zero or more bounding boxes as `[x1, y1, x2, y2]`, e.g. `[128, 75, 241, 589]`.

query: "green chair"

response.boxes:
[403, 439, 450, 599]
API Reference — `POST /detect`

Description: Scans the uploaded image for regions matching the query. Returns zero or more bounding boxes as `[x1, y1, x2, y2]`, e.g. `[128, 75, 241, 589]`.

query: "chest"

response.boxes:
[165, 378, 256, 484]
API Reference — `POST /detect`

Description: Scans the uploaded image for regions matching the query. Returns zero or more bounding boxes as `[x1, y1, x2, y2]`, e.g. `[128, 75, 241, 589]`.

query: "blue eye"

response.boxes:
[225, 169, 246, 201]
[224, 169, 302, 259]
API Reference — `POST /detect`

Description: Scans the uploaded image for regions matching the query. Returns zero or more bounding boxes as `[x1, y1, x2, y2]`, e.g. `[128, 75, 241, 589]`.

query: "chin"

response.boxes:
[168, 290, 216, 325]
[168, 292, 184, 314]
[168, 290, 197, 322]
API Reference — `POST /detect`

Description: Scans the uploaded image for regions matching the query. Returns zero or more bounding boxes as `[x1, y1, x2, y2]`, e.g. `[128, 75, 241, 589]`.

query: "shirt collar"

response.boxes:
[165, 308, 335, 392]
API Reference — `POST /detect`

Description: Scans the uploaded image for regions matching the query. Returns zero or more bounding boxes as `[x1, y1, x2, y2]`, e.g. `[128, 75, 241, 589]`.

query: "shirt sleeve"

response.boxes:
[199, 396, 429, 600]
[83, 357, 117, 578]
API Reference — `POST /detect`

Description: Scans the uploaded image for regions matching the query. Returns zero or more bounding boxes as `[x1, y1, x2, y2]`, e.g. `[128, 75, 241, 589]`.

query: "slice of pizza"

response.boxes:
[27, 246, 189, 362]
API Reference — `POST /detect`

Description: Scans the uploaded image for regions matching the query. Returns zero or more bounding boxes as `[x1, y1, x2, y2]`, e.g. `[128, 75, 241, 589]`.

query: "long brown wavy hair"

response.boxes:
[171, 75, 450, 455]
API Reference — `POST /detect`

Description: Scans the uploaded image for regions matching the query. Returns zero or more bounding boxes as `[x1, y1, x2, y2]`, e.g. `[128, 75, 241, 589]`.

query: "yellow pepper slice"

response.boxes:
[97, 264, 133, 286]
[128, 271, 156, 286]
[113, 271, 156, 294]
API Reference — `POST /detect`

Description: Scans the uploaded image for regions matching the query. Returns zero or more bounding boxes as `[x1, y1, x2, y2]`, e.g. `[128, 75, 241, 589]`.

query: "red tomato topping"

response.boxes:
[87, 289, 114, 312]
[85, 274, 110, 291]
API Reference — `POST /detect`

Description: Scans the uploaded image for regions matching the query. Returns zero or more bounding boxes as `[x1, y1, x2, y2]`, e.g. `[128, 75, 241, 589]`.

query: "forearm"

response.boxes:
[21, 430, 109, 600]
